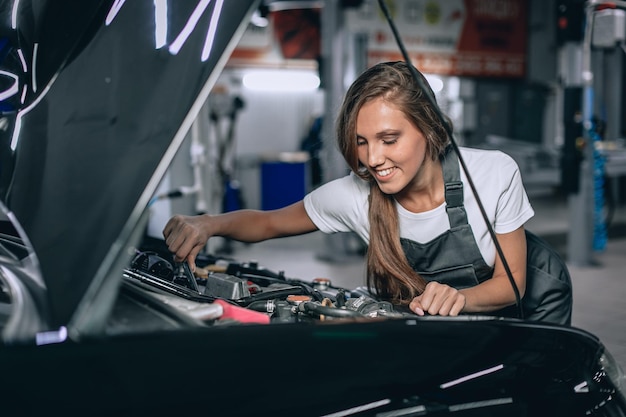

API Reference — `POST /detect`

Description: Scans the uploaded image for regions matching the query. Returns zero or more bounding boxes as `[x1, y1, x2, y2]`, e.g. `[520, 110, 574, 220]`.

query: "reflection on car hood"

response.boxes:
[0, 1, 258, 331]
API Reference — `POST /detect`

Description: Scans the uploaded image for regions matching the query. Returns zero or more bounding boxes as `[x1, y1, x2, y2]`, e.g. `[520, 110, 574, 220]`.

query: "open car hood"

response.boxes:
[0, 0, 259, 333]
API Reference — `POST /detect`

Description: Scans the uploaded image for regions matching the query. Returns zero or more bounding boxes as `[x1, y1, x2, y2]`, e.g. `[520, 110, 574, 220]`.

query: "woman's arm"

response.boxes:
[409, 226, 527, 316]
[162, 201, 318, 268]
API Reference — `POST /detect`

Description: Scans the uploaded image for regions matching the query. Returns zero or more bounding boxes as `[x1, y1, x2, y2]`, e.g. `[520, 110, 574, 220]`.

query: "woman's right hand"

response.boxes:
[409, 281, 466, 317]
[162, 214, 212, 270]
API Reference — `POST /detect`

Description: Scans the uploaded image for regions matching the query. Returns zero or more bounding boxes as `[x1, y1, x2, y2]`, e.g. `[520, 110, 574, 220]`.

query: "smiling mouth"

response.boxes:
[376, 167, 395, 178]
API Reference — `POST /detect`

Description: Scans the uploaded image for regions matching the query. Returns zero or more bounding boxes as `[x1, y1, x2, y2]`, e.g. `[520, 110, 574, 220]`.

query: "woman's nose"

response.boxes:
[368, 143, 385, 167]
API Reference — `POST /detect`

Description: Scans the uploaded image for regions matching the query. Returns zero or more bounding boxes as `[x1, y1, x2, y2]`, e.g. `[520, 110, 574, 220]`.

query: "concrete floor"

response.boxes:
[225, 188, 626, 371]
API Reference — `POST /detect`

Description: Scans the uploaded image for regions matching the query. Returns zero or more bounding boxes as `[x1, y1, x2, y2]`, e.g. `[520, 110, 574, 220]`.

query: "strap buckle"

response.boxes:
[445, 181, 464, 208]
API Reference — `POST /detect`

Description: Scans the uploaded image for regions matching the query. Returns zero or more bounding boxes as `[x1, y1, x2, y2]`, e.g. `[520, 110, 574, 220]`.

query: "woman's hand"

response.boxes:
[163, 214, 212, 270]
[409, 281, 466, 316]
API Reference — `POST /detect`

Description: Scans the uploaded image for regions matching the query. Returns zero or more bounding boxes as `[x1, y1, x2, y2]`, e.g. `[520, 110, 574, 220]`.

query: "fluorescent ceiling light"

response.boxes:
[242, 69, 320, 92]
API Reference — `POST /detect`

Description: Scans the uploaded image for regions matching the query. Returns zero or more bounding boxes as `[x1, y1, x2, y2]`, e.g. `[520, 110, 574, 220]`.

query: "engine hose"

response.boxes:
[246, 300, 276, 313]
[299, 302, 363, 318]
[239, 273, 320, 299]
[237, 287, 306, 306]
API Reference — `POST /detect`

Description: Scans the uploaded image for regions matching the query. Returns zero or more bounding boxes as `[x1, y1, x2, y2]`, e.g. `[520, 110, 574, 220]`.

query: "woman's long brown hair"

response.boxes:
[336, 61, 451, 304]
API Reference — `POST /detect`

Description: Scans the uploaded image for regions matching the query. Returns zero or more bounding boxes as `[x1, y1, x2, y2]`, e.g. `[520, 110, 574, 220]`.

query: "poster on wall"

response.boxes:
[227, 9, 321, 68]
[346, 0, 527, 78]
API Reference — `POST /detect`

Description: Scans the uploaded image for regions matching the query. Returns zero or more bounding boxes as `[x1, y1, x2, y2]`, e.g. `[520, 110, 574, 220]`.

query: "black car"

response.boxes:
[0, 1, 624, 416]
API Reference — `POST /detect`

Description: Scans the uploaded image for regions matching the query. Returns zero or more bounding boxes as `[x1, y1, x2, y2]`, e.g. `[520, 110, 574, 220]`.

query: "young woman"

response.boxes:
[163, 61, 534, 317]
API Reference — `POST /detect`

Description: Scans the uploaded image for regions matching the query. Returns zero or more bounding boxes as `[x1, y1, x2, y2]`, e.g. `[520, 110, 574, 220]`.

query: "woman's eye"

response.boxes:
[383, 138, 398, 145]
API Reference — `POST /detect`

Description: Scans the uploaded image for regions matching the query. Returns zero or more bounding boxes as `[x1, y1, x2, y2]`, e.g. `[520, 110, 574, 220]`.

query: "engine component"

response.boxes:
[131, 252, 174, 280]
[203, 272, 251, 300]
[344, 295, 397, 318]
[127, 250, 408, 325]
[312, 277, 331, 290]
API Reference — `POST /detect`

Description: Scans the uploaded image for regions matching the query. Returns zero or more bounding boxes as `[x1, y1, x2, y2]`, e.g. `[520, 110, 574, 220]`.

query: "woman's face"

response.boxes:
[356, 97, 429, 195]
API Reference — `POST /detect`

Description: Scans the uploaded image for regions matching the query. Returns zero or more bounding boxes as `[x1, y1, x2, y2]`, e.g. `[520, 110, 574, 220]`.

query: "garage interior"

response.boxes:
[145, 0, 626, 368]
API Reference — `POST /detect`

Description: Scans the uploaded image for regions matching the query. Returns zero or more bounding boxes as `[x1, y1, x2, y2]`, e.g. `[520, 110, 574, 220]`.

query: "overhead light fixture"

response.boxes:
[424, 74, 444, 94]
[250, 6, 269, 27]
[242, 69, 320, 92]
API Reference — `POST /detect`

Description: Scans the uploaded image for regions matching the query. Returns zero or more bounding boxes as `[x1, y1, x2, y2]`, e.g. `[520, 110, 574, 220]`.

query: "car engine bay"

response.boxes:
[117, 247, 410, 332]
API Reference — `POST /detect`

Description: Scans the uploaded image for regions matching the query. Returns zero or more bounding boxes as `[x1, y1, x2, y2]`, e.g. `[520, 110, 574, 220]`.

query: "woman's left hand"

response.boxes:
[409, 281, 466, 316]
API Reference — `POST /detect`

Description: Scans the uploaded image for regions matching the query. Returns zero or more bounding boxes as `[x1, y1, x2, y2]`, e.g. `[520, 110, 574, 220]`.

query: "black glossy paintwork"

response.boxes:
[0, 317, 624, 416]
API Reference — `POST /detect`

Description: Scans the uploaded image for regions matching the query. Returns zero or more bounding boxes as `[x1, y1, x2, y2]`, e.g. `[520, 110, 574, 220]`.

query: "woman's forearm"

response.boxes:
[210, 210, 279, 242]
[210, 201, 318, 243]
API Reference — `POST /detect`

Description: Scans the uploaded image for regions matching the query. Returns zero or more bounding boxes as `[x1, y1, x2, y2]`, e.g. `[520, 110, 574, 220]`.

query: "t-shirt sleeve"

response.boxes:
[303, 173, 370, 239]
[494, 152, 535, 234]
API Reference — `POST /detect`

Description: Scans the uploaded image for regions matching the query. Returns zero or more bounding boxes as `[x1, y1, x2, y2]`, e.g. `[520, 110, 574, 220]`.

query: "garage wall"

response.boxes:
[146, 71, 324, 238]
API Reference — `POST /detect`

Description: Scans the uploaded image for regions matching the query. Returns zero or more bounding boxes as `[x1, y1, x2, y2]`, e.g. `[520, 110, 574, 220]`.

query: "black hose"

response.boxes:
[299, 302, 363, 318]
[236, 287, 306, 306]
[246, 300, 275, 312]
[238, 273, 326, 302]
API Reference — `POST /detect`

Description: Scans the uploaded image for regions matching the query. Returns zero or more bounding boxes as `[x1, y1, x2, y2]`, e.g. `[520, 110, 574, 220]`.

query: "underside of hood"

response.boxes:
[0, 0, 259, 331]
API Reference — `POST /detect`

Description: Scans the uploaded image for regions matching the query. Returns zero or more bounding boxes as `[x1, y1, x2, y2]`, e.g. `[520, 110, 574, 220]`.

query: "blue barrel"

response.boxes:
[261, 152, 309, 210]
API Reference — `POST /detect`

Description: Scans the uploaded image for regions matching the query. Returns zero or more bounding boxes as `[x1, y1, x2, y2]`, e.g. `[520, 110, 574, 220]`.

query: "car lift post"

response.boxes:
[566, 0, 625, 265]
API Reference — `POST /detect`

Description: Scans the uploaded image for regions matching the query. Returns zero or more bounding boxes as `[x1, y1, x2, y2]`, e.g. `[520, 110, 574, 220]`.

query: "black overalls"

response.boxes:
[398, 147, 572, 325]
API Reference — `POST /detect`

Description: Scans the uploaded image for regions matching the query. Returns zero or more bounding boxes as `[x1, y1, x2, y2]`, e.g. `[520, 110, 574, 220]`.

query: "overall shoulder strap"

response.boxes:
[441, 146, 468, 228]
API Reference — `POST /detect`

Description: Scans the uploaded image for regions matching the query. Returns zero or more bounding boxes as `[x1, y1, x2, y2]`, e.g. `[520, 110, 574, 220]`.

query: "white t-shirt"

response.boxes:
[303, 147, 535, 267]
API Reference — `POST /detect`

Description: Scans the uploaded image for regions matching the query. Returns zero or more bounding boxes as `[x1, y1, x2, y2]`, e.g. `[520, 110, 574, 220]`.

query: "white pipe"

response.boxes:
[190, 118, 208, 214]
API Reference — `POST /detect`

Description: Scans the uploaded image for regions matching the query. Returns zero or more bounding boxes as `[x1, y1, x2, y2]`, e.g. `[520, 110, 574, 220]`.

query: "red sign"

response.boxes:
[346, 0, 527, 78]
